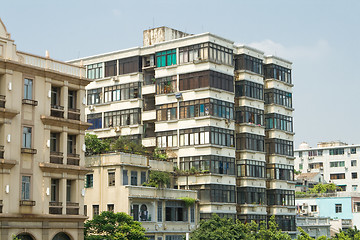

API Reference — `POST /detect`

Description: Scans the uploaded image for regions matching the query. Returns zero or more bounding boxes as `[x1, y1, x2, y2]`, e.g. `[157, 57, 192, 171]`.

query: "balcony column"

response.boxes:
[62, 130, 68, 164]
[62, 84, 68, 119]
[59, 178, 66, 214]
[79, 86, 86, 122]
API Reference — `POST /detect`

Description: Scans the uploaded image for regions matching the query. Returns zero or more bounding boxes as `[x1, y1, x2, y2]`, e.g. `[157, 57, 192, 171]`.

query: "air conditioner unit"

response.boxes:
[112, 76, 119, 82]
[175, 92, 183, 99]
[88, 105, 95, 111]
[114, 126, 121, 132]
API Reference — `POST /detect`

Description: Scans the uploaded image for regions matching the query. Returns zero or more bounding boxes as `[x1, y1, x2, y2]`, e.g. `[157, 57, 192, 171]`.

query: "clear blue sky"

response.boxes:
[2, 0, 360, 148]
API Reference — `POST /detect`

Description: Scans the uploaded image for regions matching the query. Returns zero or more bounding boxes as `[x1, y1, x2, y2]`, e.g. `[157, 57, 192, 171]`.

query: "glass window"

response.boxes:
[105, 60, 117, 77]
[87, 113, 102, 130]
[156, 49, 176, 67]
[85, 174, 93, 188]
[157, 201, 163, 222]
[93, 205, 99, 216]
[21, 176, 31, 200]
[235, 80, 263, 100]
[264, 64, 292, 84]
[131, 171, 137, 186]
[123, 170, 128, 185]
[87, 63, 103, 79]
[24, 78, 33, 100]
[141, 171, 147, 185]
[22, 127, 32, 148]
[351, 160, 357, 167]
[352, 172, 358, 179]
[104, 108, 141, 128]
[335, 204, 342, 213]
[119, 56, 141, 75]
[108, 172, 115, 186]
[234, 54, 263, 74]
[87, 88, 102, 105]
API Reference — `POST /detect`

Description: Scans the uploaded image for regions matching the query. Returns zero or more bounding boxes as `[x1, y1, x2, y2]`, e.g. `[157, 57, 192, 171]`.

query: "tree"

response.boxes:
[143, 171, 170, 188]
[84, 211, 148, 240]
[190, 214, 291, 240]
[296, 227, 315, 240]
[85, 134, 110, 156]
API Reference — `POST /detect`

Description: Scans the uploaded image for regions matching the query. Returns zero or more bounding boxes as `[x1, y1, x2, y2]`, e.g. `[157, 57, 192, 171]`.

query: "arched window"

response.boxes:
[140, 204, 148, 221]
[52, 232, 71, 240]
[16, 233, 35, 240]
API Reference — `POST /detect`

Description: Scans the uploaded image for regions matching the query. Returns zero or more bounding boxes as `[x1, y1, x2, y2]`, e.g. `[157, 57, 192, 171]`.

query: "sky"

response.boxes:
[1, 0, 360, 148]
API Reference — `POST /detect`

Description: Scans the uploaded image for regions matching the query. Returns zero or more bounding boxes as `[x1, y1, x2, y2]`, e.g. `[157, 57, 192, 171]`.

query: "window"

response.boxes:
[67, 135, 76, 154]
[108, 204, 114, 212]
[105, 60, 117, 77]
[131, 171, 137, 186]
[309, 162, 323, 169]
[264, 88, 292, 108]
[66, 180, 73, 202]
[353, 185, 358, 192]
[191, 184, 235, 203]
[180, 155, 235, 175]
[351, 160, 357, 167]
[87, 88, 102, 105]
[235, 106, 263, 125]
[267, 189, 295, 206]
[51, 179, 59, 202]
[264, 64, 292, 84]
[330, 161, 345, 167]
[108, 172, 115, 186]
[157, 103, 177, 121]
[24, 78, 33, 100]
[335, 204, 342, 213]
[93, 205, 99, 216]
[157, 201, 163, 222]
[352, 172, 358, 179]
[235, 80, 264, 100]
[311, 205, 317, 212]
[266, 163, 294, 181]
[165, 236, 184, 240]
[351, 148, 357, 154]
[237, 160, 265, 178]
[141, 171, 147, 185]
[123, 170, 128, 185]
[179, 127, 234, 147]
[265, 113, 293, 132]
[165, 201, 187, 221]
[68, 90, 77, 109]
[299, 163, 303, 170]
[84, 205, 87, 216]
[156, 76, 177, 94]
[119, 56, 141, 75]
[22, 127, 32, 148]
[298, 151, 303, 157]
[51, 86, 61, 106]
[104, 82, 140, 102]
[329, 148, 344, 155]
[308, 150, 318, 157]
[179, 70, 234, 93]
[87, 63, 103, 79]
[234, 54, 263, 74]
[21, 176, 31, 200]
[272, 215, 296, 232]
[330, 173, 345, 180]
[265, 138, 294, 157]
[236, 133, 264, 152]
[87, 113, 102, 130]
[104, 108, 141, 127]
[85, 174, 93, 188]
[156, 130, 178, 148]
[156, 49, 176, 67]
[180, 98, 234, 120]
[50, 132, 60, 152]
[318, 150, 323, 156]
[237, 187, 266, 204]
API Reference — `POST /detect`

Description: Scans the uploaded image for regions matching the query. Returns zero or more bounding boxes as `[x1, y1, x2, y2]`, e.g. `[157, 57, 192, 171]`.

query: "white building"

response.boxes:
[295, 141, 360, 192]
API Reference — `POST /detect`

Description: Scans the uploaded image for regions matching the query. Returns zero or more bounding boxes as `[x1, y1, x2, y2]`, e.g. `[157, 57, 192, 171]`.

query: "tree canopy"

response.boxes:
[84, 211, 148, 240]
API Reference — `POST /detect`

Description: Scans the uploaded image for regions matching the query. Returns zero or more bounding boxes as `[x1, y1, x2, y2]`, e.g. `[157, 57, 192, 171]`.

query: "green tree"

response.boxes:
[143, 171, 170, 188]
[296, 227, 315, 240]
[84, 211, 148, 240]
[85, 134, 110, 156]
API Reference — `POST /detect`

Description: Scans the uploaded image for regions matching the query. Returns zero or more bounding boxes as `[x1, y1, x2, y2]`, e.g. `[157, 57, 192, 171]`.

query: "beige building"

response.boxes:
[85, 152, 199, 240]
[69, 26, 295, 232]
[0, 19, 90, 240]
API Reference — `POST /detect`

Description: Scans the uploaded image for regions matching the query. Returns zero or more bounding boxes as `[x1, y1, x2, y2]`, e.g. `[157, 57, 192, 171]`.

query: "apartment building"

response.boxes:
[295, 141, 360, 192]
[85, 152, 199, 240]
[0, 19, 90, 240]
[69, 26, 295, 231]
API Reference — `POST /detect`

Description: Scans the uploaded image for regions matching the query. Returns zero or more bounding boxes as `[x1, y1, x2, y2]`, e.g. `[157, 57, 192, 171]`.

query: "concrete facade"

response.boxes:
[69, 26, 295, 232]
[295, 141, 360, 193]
[0, 18, 90, 240]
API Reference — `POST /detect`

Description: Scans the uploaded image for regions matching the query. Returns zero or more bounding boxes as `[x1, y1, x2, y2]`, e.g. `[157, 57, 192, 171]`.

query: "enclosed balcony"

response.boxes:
[50, 151, 63, 164]
[50, 105, 64, 118]
[67, 153, 80, 166]
[66, 202, 79, 215]
[68, 108, 80, 121]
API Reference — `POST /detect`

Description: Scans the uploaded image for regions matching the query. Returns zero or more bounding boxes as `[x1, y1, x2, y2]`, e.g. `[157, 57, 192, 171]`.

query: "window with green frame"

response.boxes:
[156, 49, 176, 67]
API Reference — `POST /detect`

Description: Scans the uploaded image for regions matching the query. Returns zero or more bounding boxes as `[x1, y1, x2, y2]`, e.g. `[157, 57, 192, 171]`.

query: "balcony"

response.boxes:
[20, 200, 36, 206]
[67, 153, 80, 166]
[49, 201, 63, 214]
[66, 202, 79, 215]
[22, 99, 38, 106]
[50, 152, 63, 164]
[0, 145, 4, 159]
[0, 200, 3, 213]
[51, 105, 64, 118]
[21, 148, 37, 154]
[0, 95, 5, 108]
[68, 108, 80, 121]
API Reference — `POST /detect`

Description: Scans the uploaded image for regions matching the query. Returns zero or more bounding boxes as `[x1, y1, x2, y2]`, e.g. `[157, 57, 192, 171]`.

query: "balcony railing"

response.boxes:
[68, 108, 80, 121]
[66, 202, 79, 215]
[20, 200, 36, 206]
[51, 105, 64, 118]
[0, 145, 4, 159]
[22, 99, 38, 106]
[49, 201, 63, 214]
[0, 95, 5, 108]
[50, 151, 63, 164]
[21, 148, 37, 154]
[67, 153, 80, 166]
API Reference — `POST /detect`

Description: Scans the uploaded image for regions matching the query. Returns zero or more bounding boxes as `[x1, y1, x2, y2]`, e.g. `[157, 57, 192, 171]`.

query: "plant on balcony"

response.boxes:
[84, 211, 147, 240]
[85, 134, 110, 156]
[152, 148, 167, 161]
[142, 171, 170, 189]
[179, 197, 196, 207]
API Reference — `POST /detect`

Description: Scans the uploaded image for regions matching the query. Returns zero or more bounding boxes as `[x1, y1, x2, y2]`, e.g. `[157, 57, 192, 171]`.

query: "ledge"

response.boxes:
[0, 107, 19, 120]
[39, 162, 91, 174]
[0, 159, 17, 169]
[41, 115, 91, 131]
